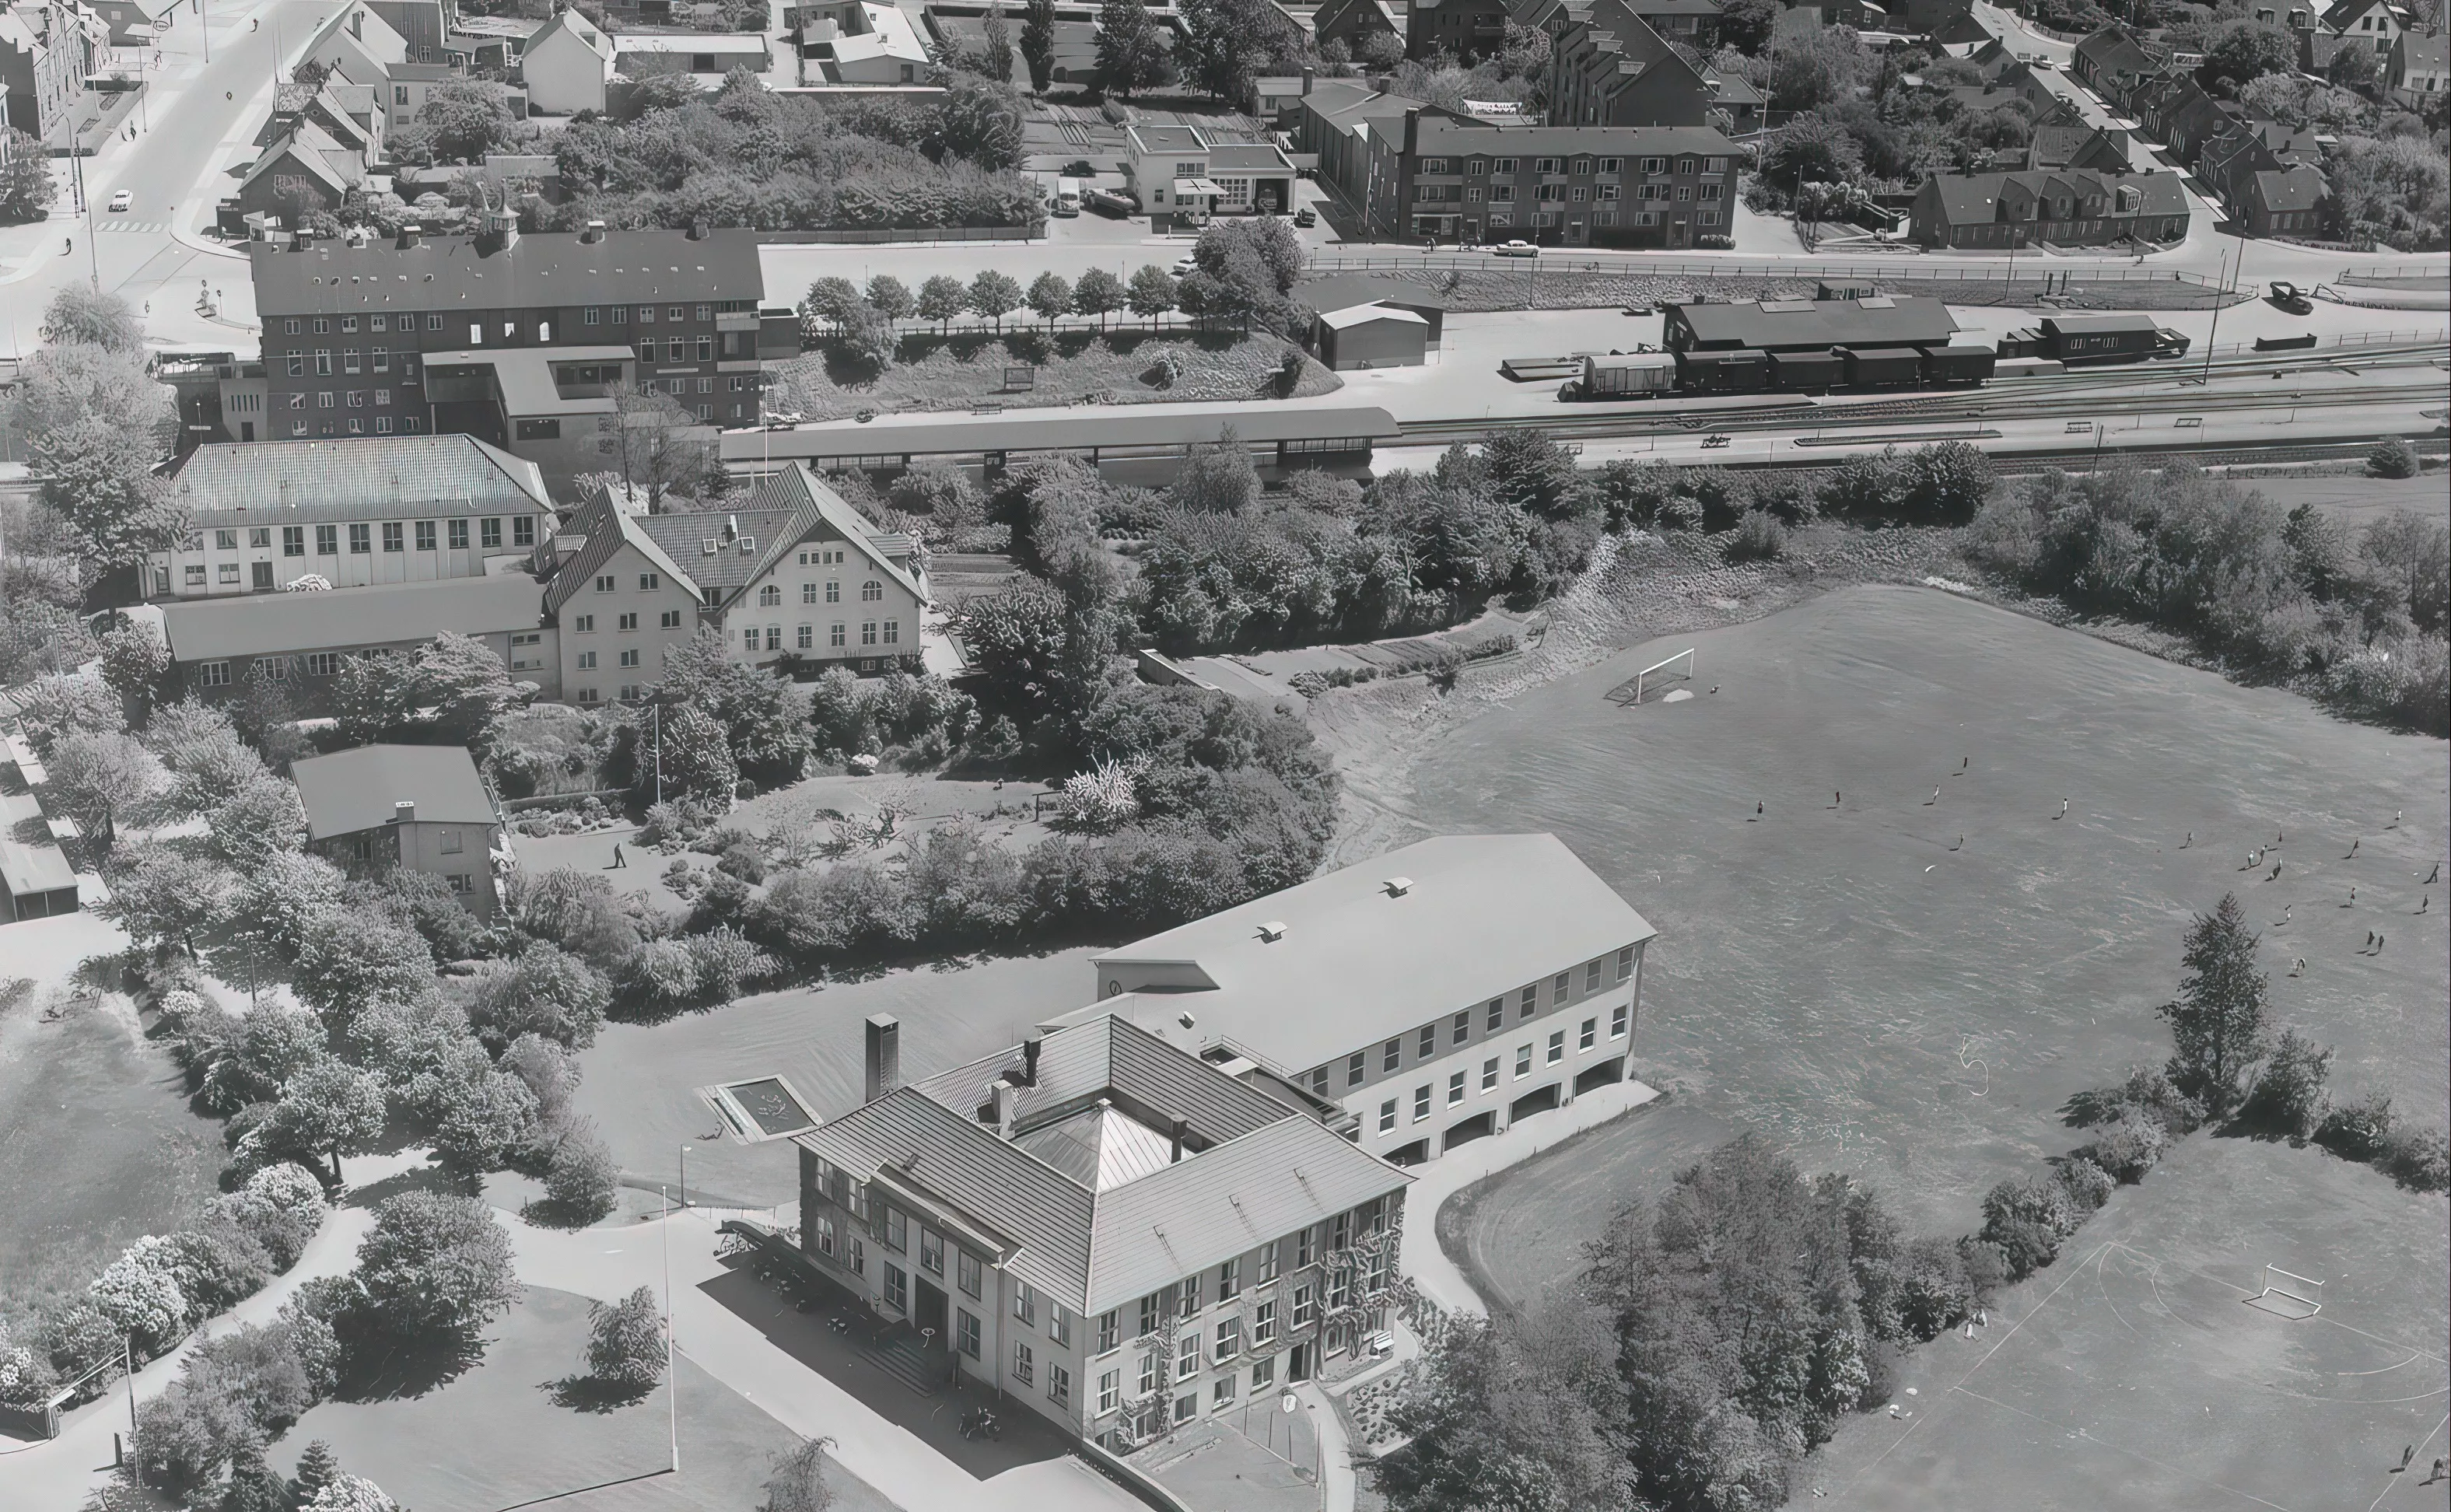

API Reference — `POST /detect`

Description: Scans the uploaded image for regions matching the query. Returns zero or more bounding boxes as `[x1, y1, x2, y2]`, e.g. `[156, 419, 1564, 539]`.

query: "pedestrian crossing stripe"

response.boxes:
[93, 220, 167, 233]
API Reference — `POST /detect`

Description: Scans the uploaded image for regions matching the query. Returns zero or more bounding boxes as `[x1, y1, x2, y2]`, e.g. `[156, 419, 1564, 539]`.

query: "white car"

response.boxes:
[107, 189, 132, 212]
[1171, 256, 1199, 278]
[1492, 239, 1539, 257]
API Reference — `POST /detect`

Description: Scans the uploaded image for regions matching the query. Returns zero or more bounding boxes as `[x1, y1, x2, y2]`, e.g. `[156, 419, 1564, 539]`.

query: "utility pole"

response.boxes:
[2199, 239, 2238, 386]
[662, 1185, 678, 1475]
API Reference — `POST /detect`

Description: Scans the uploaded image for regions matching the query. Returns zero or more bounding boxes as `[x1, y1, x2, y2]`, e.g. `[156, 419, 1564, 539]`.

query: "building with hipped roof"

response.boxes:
[797, 1010, 1413, 1447]
[291, 743, 512, 914]
[0, 0, 98, 145]
[148, 435, 555, 600]
[538, 461, 928, 703]
[1042, 833, 1657, 1167]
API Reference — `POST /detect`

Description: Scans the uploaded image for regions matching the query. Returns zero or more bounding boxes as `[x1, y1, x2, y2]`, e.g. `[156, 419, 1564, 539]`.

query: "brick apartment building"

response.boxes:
[1367, 108, 1739, 247]
[246, 220, 778, 444]
[797, 1013, 1413, 1449]
[1043, 833, 1657, 1167]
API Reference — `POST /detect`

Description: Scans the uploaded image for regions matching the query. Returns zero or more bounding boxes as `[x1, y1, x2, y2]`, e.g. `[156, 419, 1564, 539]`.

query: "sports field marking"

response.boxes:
[2366, 1412, 2449, 1512]
[1945, 1384, 2298, 1512]
[2106, 1243, 2449, 1368]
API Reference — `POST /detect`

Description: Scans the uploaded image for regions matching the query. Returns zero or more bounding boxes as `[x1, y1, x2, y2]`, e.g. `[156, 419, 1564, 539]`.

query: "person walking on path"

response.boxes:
[611, 841, 627, 869]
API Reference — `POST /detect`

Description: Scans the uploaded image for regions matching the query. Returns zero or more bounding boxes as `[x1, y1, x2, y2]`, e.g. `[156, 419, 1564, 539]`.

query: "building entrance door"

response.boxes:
[1288, 1342, 1312, 1383]
[914, 1279, 948, 1346]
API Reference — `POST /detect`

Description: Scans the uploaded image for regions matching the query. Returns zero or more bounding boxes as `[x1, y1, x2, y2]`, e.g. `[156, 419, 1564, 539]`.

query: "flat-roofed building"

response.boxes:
[1123, 123, 1301, 224]
[292, 742, 510, 914]
[149, 435, 554, 600]
[797, 1011, 1412, 1449]
[1043, 833, 1656, 1166]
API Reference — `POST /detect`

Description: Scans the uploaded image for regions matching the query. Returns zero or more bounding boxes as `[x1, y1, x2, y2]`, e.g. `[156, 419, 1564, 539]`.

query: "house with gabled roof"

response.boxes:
[2324, 0, 2411, 56]
[233, 119, 369, 221]
[2071, 23, 2165, 107]
[2387, 26, 2444, 103]
[521, 7, 617, 114]
[797, 1009, 1413, 1448]
[292, 743, 511, 914]
[1521, 0, 1720, 128]
[1910, 166, 2190, 248]
[541, 462, 928, 704]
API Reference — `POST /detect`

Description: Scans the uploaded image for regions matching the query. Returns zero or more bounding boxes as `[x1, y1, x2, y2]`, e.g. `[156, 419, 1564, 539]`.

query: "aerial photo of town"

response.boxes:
[0, 0, 2442, 1505]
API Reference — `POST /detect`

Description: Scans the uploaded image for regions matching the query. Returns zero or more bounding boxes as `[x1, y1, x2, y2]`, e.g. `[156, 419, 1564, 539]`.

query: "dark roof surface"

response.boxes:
[159, 574, 547, 661]
[1294, 272, 1454, 312]
[248, 229, 765, 317]
[730, 406, 1402, 464]
[1672, 294, 1959, 350]
[292, 742, 495, 837]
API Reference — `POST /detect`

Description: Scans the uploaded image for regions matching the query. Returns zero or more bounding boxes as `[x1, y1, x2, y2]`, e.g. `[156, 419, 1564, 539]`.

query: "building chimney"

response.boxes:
[581, 219, 607, 244]
[1022, 1035, 1042, 1085]
[392, 800, 415, 822]
[993, 1080, 1019, 1137]
[1169, 1118, 1189, 1164]
[1301, 65, 1314, 96]
[688, 218, 710, 241]
[863, 1013, 900, 1104]
[397, 223, 421, 250]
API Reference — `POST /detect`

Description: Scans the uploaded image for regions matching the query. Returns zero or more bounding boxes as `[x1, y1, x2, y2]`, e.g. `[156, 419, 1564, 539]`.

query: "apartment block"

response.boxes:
[1518, 0, 1759, 131]
[1367, 109, 1738, 247]
[541, 463, 928, 703]
[797, 1013, 1412, 1448]
[148, 435, 554, 600]
[246, 221, 777, 444]
[1044, 833, 1656, 1167]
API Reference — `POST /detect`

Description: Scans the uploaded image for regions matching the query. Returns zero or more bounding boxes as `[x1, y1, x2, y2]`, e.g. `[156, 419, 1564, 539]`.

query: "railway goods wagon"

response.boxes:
[1918, 342, 1998, 383]
[1840, 346, 1924, 387]
[1768, 348, 1843, 391]
[1676, 348, 1770, 393]
[1573, 353, 1677, 400]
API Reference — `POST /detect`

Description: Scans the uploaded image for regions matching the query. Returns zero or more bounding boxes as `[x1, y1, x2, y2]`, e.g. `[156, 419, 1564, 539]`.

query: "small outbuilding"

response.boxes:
[292, 744, 509, 916]
[1294, 274, 1449, 348]
[1315, 303, 1430, 370]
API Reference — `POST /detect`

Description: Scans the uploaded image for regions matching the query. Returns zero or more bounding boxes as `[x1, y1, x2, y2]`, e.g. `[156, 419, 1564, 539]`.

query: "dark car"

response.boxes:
[2268, 281, 2313, 314]
[1293, 206, 1316, 227]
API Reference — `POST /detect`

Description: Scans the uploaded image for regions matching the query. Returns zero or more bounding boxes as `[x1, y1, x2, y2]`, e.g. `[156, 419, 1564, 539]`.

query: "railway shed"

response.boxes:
[1665, 295, 1961, 355]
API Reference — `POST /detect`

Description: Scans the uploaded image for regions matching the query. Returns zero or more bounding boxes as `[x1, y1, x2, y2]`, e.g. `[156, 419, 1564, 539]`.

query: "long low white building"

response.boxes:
[1042, 832, 1656, 1166]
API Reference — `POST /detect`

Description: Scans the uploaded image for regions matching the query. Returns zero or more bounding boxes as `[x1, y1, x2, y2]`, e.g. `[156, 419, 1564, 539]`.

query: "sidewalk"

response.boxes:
[1397, 1078, 1660, 1317]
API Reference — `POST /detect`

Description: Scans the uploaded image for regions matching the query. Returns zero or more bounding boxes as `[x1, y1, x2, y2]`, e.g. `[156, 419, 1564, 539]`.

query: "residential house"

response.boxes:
[259, 78, 387, 163]
[2198, 114, 2319, 204]
[159, 574, 557, 709]
[0, 0, 95, 145]
[2323, 0, 2408, 54]
[520, 7, 617, 114]
[2387, 27, 2444, 103]
[1618, 0, 1719, 47]
[2071, 23, 2163, 109]
[291, 744, 512, 915]
[1123, 124, 1301, 223]
[1409, 0, 1509, 58]
[2024, 123, 2133, 173]
[797, 2, 928, 84]
[611, 31, 774, 89]
[148, 433, 555, 600]
[797, 1012, 1413, 1448]
[296, 1, 410, 100]
[87, 0, 175, 48]
[1311, 0, 1402, 54]
[1367, 109, 1738, 247]
[2299, 25, 2362, 72]
[1295, 78, 1467, 217]
[246, 221, 782, 442]
[1519, 0, 1753, 129]
[1043, 833, 1654, 1167]
[2232, 163, 2328, 236]
[366, 0, 449, 61]
[541, 462, 929, 702]
[232, 121, 369, 222]
[1909, 167, 2190, 248]
[2246, 0, 2320, 27]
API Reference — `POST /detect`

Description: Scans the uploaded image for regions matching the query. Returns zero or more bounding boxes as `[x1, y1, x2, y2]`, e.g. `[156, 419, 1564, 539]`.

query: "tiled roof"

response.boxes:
[1673, 292, 1959, 349]
[168, 435, 555, 523]
[247, 228, 765, 319]
[1409, 119, 1737, 155]
[292, 741, 496, 838]
[159, 573, 547, 662]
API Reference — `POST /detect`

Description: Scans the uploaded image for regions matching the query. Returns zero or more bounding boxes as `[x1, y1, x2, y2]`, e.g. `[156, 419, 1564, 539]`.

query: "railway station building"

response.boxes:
[1040, 833, 1656, 1167]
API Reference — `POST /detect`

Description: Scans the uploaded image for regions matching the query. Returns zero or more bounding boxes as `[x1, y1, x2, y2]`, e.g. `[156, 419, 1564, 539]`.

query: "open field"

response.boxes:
[765, 330, 1338, 422]
[2212, 470, 2450, 530]
[271, 1284, 896, 1512]
[1810, 1133, 2451, 1511]
[575, 948, 1105, 1213]
[0, 924, 227, 1313]
[1397, 583, 2446, 1248]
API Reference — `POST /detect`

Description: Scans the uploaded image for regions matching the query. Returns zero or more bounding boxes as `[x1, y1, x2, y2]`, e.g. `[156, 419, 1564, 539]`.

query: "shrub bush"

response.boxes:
[2367, 435, 2418, 478]
[541, 1117, 621, 1225]
[1724, 509, 1789, 562]
[2236, 1027, 2334, 1140]
[586, 1286, 666, 1387]
[2314, 1090, 2396, 1160]
[2080, 1108, 2170, 1183]
[2376, 1125, 2450, 1192]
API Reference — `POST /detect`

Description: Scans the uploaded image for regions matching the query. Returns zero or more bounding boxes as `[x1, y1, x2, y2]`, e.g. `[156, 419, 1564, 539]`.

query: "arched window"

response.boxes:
[861, 579, 883, 601]
[759, 584, 781, 606]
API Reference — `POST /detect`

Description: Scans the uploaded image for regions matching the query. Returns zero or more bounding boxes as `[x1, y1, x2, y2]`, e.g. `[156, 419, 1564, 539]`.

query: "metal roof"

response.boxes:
[422, 347, 629, 417]
[167, 435, 555, 524]
[291, 741, 496, 838]
[797, 1013, 1407, 1314]
[0, 837, 77, 901]
[159, 573, 547, 662]
[1671, 294, 1959, 352]
[1295, 273, 1453, 313]
[247, 228, 764, 318]
[1052, 833, 1655, 1077]
[1318, 303, 1427, 330]
[726, 405, 1401, 465]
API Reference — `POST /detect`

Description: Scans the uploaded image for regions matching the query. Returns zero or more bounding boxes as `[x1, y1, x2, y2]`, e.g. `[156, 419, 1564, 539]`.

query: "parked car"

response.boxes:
[1084, 187, 1138, 218]
[107, 190, 131, 212]
[1293, 206, 1316, 227]
[1493, 240, 1539, 257]
[2268, 281, 2312, 314]
[1171, 256, 1199, 278]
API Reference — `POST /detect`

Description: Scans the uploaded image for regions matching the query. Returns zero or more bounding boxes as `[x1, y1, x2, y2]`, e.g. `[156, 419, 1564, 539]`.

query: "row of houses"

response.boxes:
[0, 0, 107, 149]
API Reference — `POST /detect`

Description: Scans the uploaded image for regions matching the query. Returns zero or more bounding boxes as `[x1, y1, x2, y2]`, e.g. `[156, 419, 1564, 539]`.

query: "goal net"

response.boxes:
[2247, 1264, 2324, 1319]
[1611, 648, 1696, 706]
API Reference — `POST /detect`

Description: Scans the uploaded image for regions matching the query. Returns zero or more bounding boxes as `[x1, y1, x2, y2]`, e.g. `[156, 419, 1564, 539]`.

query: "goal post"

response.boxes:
[2250, 1264, 2324, 1318]
[1634, 648, 1694, 705]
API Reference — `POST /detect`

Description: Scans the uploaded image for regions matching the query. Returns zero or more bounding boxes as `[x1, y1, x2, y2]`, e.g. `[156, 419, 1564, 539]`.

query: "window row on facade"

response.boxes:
[1314, 942, 1637, 1094]
[1378, 1002, 1631, 1131]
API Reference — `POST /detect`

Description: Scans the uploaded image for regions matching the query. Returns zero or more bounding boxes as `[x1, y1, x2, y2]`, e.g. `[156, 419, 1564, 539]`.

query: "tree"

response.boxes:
[935, 76, 1024, 170]
[326, 650, 418, 745]
[1179, 0, 1305, 101]
[653, 627, 811, 788]
[290, 1440, 341, 1503]
[1072, 266, 1125, 330]
[2238, 1027, 2333, 1140]
[208, 773, 309, 870]
[865, 274, 916, 322]
[2156, 894, 2269, 1111]
[1021, 0, 1057, 90]
[43, 730, 162, 845]
[765, 1437, 839, 1512]
[653, 702, 740, 803]
[1127, 264, 1177, 326]
[979, 5, 1016, 81]
[41, 286, 146, 354]
[2326, 37, 2379, 89]
[431, 1066, 541, 1179]
[291, 908, 436, 1027]
[1025, 271, 1073, 331]
[607, 384, 718, 512]
[2199, 21, 2298, 96]
[916, 274, 968, 331]
[351, 1192, 520, 1339]
[26, 415, 185, 572]
[1479, 428, 1582, 521]
[1193, 215, 1304, 295]
[11, 338, 174, 452]
[458, 944, 610, 1050]
[586, 1287, 666, 1387]
[99, 622, 173, 725]
[0, 128, 55, 222]
[802, 276, 863, 333]
[416, 631, 525, 744]
[1899, 439, 1995, 525]
[303, 1473, 402, 1512]
[1094, 0, 1169, 97]
[1719, 0, 1776, 53]
[99, 842, 233, 951]
[418, 79, 519, 160]
[250, 1061, 387, 1185]
[1171, 427, 1259, 513]
[542, 1116, 620, 1221]
[2367, 434, 2418, 479]
[2362, 509, 2449, 635]
[967, 269, 1024, 330]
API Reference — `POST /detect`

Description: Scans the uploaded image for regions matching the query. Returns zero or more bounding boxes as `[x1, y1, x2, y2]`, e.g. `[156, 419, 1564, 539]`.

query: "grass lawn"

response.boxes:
[0, 926, 229, 1314]
[576, 947, 1108, 1213]
[1807, 1132, 2451, 1510]
[765, 328, 1340, 422]
[271, 1285, 897, 1512]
